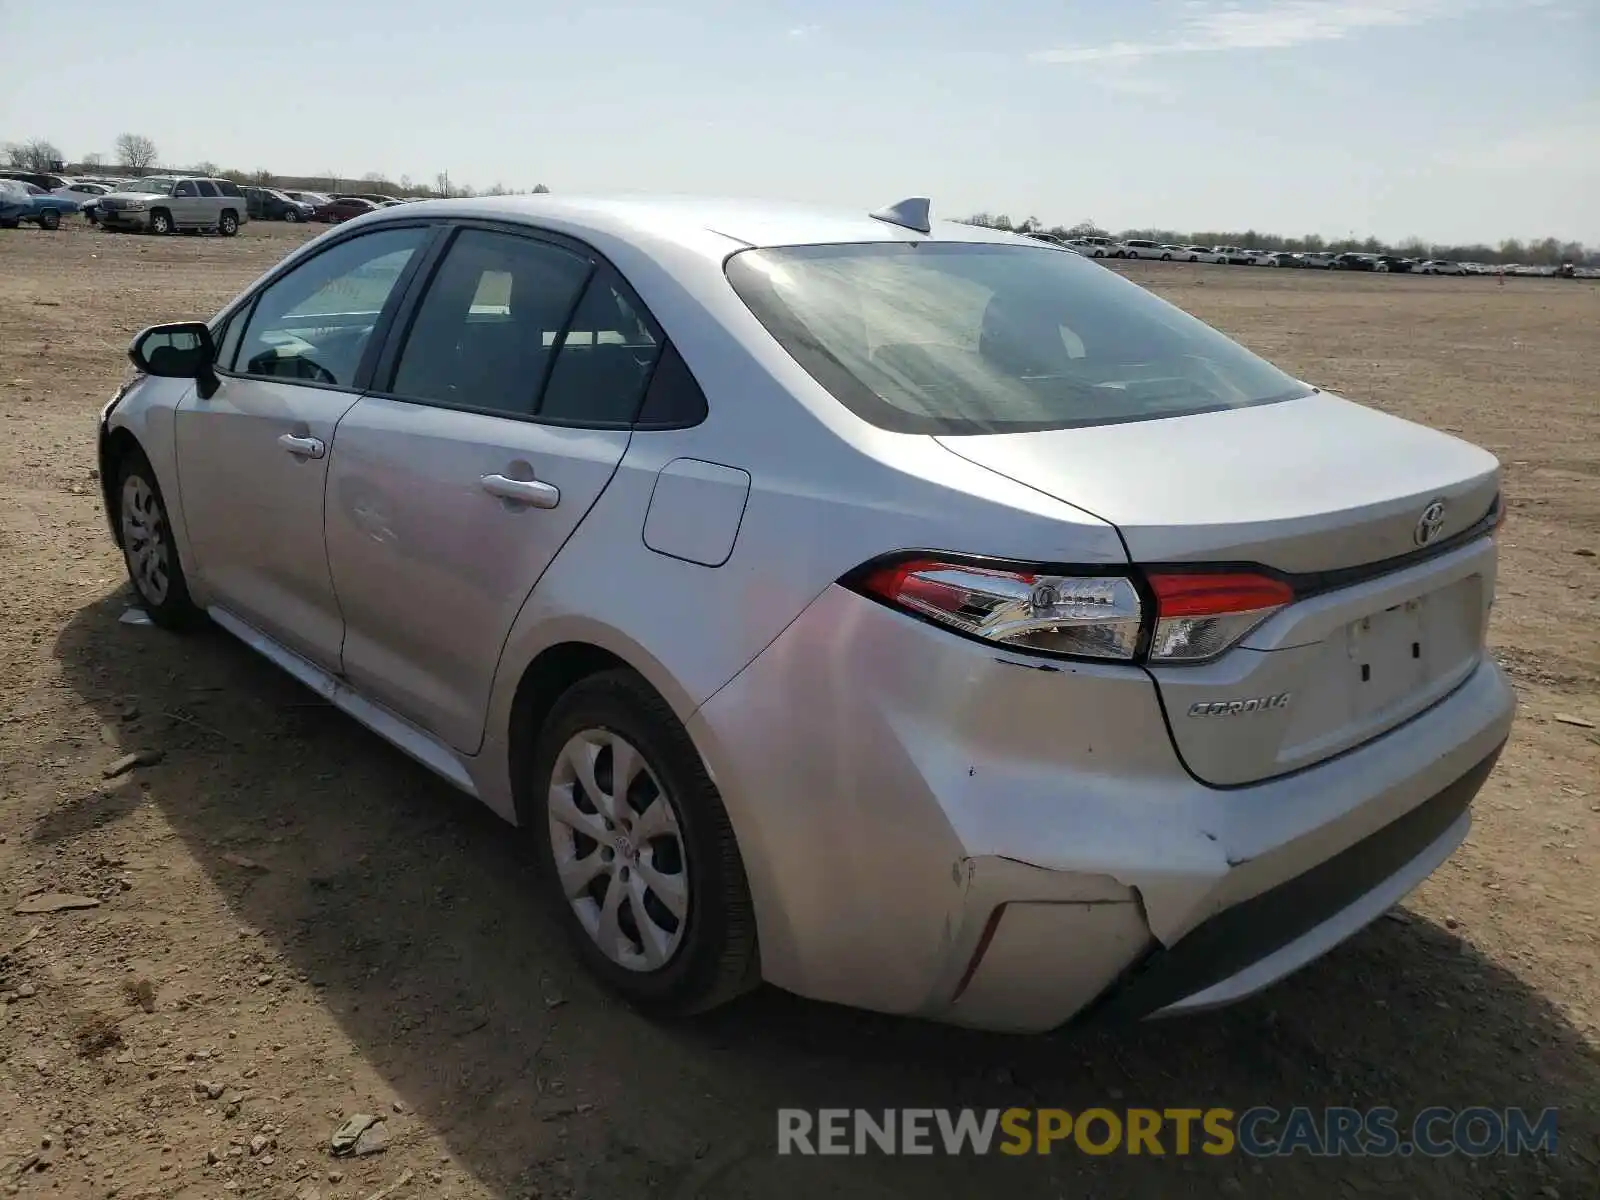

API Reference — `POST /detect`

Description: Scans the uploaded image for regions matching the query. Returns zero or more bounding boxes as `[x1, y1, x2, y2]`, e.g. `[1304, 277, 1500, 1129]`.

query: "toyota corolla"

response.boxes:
[96, 195, 1514, 1031]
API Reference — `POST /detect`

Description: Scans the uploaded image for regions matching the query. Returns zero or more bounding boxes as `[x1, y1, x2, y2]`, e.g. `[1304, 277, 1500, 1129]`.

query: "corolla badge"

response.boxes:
[1414, 498, 1448, 547]
[1189, 693, 1291, 718]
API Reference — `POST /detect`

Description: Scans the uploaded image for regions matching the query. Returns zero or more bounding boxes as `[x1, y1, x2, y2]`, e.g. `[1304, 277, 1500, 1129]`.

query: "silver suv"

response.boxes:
[98, 175, 248, 236]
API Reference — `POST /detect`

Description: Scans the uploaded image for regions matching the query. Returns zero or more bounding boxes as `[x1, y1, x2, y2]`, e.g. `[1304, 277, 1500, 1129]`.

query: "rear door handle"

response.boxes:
[278, 433, 326, 459]
[481, 473, 560, 509]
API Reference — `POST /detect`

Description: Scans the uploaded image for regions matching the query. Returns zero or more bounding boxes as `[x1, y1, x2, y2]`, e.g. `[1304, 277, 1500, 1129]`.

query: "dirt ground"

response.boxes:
[0, 220, 1596, 1200]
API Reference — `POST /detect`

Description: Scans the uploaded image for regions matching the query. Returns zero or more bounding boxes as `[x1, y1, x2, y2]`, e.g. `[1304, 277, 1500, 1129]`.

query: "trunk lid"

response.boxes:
[939, 393, 1502, 784]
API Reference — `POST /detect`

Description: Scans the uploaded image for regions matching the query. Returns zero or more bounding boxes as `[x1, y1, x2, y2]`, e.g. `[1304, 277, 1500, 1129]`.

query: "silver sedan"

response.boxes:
[97, 195, 1514, 1031]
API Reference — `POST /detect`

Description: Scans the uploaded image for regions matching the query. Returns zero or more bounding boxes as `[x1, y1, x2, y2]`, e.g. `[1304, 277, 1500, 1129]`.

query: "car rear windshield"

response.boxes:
[724, 241, 1312, 435]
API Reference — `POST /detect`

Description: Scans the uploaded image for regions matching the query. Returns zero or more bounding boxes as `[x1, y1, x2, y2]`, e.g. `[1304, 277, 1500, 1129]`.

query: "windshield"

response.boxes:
[125, 177, 174, 195]
[725, 242, 1312, 435]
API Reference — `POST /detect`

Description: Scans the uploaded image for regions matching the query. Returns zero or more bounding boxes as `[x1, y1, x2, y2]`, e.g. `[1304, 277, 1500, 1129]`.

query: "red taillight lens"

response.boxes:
[854, 557, 1144, 660]
[1146, 572, 1293, 662]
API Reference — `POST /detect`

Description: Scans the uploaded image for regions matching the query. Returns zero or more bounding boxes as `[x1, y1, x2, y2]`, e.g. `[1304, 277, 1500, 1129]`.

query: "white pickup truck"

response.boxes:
[96, 175, 248, 236]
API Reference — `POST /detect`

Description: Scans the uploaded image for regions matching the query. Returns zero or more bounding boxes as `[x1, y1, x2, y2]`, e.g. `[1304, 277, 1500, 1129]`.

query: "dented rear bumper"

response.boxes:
[690, 585, 1514, 1032]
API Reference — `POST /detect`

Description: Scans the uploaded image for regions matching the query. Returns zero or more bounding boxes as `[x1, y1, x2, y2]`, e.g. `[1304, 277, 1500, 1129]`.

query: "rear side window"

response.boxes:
[537, 272, 663, 425]
[196, 181, 219, 197]
[389, 228, 592, 416]
[725, 242, 1312, 435]
[216, 180, 242, 197]
[634, 343, 709, 428]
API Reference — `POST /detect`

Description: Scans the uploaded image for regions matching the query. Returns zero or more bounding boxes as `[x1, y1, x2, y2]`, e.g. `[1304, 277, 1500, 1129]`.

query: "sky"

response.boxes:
[2, 0, 1596, 245]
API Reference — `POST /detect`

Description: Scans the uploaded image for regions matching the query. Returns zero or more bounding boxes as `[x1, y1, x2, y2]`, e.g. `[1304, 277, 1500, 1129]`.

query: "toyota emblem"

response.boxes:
[1414, 498, 1447, 547]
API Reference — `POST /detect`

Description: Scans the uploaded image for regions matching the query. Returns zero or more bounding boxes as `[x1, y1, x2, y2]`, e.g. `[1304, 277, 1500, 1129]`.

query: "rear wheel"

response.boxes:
[219, 210, 239, 237]
[39, 208, 61, 231]
[530, 669, 757, 1014]
[114, 448, 204, 630]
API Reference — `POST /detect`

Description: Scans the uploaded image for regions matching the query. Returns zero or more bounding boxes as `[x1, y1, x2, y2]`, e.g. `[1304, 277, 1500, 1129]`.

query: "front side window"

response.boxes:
[389, 229, 591, 416]
[235, 227, 428, 388]
[725, 242, 1313, 435]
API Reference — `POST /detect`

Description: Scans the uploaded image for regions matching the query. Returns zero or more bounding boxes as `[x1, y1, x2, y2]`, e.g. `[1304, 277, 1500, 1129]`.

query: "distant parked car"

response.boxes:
[1066, 235, 1118, 258]
[1211, 246, 1254, 265]
[335, 192, 400, 207]
[313, 196, 380, 223]
[1418, 260, 1464, 276]
[98, 176, 248, 236]
[282, 190, 333, 209]
[1180, 245, 1225, 264]
[1266, 252, 1303, 268]
[1300, 252, 1336, 269]
[0, 170, 71, 192]
[1334, 253, 1377, 271]
[0, 180, 84, 229]
[1373, 256, 1414, 273]
[1121, 239, 1173, 260]
[243, 186, 313, 222]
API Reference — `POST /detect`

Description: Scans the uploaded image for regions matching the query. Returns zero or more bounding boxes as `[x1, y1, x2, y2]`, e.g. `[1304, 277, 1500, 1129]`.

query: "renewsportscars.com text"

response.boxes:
[777, 1106, 1559, 1158]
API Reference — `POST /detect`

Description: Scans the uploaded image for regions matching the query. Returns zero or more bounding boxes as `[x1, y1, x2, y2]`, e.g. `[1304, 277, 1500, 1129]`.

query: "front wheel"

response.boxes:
[219, 210, 239, 237]
[530, 670, 757, 1015]
[115, 449, 204, 630]
[149, 210, 173, 235]
[1160, 253, 1172, 261]
[39, 208, 61, 231]
[283, 208, 300, 223]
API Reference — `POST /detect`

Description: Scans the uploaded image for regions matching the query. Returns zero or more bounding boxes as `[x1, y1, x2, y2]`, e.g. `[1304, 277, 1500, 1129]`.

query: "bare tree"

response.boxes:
[115, 133, 159, 170]
[251, 168, 274, 185]
[193, 160, 220, 177]
[531, 183, 550, 194]
[82, 152, 105, 169]
[4, 139, 65, 171]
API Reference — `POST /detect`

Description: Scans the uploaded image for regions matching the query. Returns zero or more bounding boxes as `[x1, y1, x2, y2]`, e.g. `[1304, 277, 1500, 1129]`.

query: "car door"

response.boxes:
[173, 224, 434, 669]
[324, 224, 661, 752]
[170, 179, 202, 227]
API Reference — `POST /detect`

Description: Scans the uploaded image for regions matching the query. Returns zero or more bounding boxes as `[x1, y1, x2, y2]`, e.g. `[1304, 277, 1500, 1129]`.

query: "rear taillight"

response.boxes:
[848, 557, 1296, 665]
[853, 557, 1143, 660]
[1146, 572, 1292, 662]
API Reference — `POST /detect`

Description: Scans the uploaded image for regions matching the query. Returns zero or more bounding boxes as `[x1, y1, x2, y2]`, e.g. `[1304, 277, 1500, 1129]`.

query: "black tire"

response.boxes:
[1160, 252, 1172, 260]
[113, 447, 205, 630]
[283, 208, 300, 223]
[529, 669, 757, 1015]
[39, 208, 61, 231]
[219, 210, 239, 237]
[0, 219, 19, 229]
[149, 209, 173, 235]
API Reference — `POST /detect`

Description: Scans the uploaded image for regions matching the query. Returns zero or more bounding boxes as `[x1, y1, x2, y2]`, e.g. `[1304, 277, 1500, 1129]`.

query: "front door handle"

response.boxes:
[278, 433, 326, 459]
[481, 473, 560, 509]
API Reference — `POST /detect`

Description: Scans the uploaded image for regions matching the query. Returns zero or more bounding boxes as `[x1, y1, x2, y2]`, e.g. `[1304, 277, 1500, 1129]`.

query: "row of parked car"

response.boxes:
[1037, 233, 1491, 273]
[0, 169, 432, 234]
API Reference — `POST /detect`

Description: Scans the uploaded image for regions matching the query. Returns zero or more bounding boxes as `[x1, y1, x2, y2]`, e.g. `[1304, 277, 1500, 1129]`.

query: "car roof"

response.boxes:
[361, 194, 1026, 258]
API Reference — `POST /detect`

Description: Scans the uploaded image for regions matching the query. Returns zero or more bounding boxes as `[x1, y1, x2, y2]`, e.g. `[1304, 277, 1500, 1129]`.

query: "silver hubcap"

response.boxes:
[547, 729, 688, 972]
[120, 475, 171, 605]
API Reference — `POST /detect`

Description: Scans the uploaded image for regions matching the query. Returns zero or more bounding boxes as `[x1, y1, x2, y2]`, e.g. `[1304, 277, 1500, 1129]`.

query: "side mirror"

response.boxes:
[128, 322, 219, 398]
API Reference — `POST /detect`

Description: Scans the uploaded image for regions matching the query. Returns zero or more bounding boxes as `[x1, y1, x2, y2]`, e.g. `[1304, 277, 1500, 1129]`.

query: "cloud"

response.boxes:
[1032, 0, 1468, 65]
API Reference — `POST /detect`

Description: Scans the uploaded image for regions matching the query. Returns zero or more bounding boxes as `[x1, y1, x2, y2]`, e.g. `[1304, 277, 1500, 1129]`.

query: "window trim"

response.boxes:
[212, 220, 444, 395]
[365, 217, 686, 431]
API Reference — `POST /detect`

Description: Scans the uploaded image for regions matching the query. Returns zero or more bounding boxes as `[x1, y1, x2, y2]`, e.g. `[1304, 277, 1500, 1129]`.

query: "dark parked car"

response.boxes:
[312, 196, 380, 223]
[243, 186, 312, 222]
[0, 170, 70, 192]
[335, 192, 400, 206]
[1334, 253, 1378, 271]
[1374, 255, 1414, 273]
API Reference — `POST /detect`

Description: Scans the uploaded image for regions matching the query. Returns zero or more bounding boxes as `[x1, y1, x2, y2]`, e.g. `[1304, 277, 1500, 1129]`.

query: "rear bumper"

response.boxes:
[691, 586, 1515, 1032]
[1093, 743, 1498, 1021]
